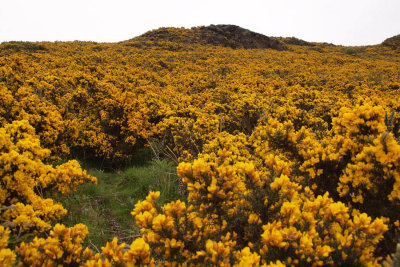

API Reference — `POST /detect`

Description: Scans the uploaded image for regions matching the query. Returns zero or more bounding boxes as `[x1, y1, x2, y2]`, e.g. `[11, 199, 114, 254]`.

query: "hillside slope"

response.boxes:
[1, 25, 400, 266]
[382, 34, 400, 49]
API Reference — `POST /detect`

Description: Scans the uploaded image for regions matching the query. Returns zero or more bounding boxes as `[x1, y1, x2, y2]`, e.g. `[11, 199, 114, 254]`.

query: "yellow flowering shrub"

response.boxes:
[0, 119, 96, 238]
[129, 152, 387, 265]
[261, 176, 387, 266]
[161, 109, 220, 162]
[17, 223, 91, 266]
[126, 126, 389, 265]
[0, 226, 16, 266]
[14, 225, 154, 266]
[0, 67, 70, 161]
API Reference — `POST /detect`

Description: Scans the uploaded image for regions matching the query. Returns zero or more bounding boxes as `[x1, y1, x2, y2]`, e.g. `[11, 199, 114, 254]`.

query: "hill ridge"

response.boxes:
[129, 24, 288, 51]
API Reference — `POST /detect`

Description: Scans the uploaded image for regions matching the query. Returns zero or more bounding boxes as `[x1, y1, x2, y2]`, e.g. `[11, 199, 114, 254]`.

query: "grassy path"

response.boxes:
[57, 159, 180, 248]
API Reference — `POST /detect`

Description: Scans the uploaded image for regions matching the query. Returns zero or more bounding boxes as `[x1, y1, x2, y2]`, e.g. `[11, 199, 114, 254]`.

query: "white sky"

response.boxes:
[1, 0, 399, 46]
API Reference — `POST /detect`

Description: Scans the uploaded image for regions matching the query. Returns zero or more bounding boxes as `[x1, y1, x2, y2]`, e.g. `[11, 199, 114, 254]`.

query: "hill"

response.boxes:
[128, 24, 288, 50]
[1, 25, 400, 266]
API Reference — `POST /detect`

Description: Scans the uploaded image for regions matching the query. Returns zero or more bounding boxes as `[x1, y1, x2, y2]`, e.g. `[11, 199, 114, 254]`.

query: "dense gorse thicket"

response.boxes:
[1, 27, 400, 266]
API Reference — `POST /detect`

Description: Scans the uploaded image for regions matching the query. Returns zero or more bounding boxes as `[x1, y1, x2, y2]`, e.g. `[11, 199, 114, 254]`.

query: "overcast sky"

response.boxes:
[1, 0, 399, 46]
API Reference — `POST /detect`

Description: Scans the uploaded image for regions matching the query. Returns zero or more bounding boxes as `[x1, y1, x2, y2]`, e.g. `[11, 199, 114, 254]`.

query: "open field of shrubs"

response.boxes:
[1, 26, 400, 266]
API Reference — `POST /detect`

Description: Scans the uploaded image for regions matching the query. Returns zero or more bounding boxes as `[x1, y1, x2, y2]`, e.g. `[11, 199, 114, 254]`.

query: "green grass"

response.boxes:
[56, 159, 180, 250]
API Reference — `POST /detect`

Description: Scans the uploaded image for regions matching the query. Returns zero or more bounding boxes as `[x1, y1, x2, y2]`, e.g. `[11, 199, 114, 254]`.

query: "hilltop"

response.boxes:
[126, 24, 288, 50]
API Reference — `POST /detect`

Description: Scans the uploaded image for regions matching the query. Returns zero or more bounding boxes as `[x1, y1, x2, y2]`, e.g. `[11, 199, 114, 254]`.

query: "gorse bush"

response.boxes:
[0, 120, 96, 266]
[0, 120, 96, 236]
[1, 26, 400, 265]
[343, 47, 358, 55]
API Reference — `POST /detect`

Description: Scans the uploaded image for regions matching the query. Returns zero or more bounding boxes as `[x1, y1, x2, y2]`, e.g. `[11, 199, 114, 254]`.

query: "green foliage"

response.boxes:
[343, 47, 358, 55]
